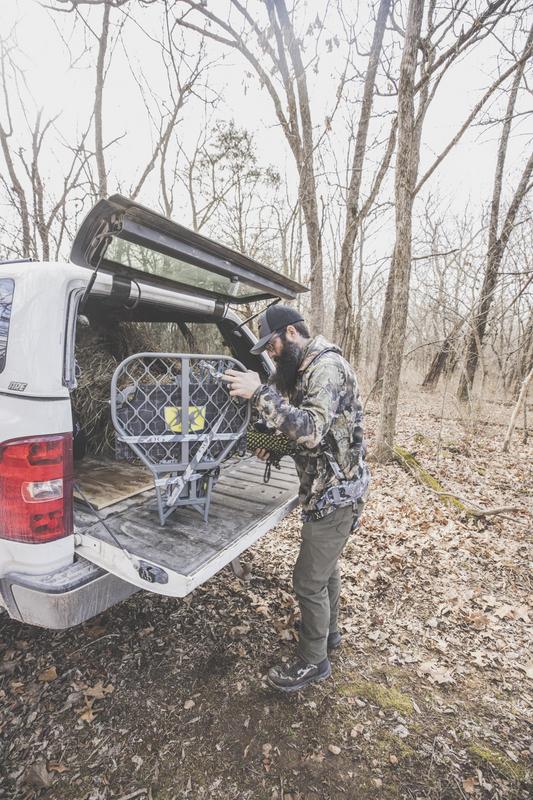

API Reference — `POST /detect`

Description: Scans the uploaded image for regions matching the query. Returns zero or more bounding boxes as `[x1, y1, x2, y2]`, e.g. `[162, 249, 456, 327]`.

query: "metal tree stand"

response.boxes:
[111, 353, 250, 525]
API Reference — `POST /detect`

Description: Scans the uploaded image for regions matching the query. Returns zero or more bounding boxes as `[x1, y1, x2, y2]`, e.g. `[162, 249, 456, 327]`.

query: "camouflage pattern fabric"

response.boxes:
[246, 429, 297, 467]
[251, 335, 370, 520]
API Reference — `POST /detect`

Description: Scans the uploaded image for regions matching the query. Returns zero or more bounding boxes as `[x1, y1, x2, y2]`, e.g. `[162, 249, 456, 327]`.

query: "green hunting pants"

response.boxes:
[293, 504, 359, 664]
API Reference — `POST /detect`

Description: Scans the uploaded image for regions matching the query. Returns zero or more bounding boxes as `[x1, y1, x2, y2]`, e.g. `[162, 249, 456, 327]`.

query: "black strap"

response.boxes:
[298, 347, 341, 376]
[74, 481, 135, 565]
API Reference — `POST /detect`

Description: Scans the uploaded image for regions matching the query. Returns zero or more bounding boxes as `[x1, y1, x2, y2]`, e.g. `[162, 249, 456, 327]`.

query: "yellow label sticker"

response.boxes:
[164, 405, 206, 433]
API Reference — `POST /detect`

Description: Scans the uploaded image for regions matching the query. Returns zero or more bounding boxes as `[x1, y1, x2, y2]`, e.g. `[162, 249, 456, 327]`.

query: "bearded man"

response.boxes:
[223, 304, 369, 693]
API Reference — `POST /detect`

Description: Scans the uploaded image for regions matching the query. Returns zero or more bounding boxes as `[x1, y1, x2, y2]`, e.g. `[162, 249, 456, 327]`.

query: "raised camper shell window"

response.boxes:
[106, 239, 252, 300]
[70, 195, 308, 305]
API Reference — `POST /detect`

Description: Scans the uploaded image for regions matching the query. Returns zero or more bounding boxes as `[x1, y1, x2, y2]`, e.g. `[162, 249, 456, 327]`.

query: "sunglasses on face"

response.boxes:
[265, 336, 280, 355]
[265, 328, 287, 354]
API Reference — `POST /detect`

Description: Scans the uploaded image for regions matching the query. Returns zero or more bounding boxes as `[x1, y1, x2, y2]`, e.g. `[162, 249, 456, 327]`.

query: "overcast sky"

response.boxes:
[1, 0, 531, 266]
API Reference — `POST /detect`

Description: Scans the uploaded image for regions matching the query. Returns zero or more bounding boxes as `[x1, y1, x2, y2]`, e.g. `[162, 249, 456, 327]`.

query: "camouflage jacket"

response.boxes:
[251, 336, 369, 519]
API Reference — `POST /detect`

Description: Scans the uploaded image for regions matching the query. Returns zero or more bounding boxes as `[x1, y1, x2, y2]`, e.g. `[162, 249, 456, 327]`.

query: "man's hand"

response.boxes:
[255, 447, 270, 461]
[222, 368, 262, 400]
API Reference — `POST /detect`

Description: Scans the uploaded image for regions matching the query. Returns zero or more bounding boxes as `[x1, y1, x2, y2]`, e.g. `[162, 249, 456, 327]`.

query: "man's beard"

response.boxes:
[272, 339, 304, 396]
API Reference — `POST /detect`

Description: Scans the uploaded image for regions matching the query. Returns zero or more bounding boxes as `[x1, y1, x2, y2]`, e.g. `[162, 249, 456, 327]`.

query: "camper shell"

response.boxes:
[0, 196, 306, 629]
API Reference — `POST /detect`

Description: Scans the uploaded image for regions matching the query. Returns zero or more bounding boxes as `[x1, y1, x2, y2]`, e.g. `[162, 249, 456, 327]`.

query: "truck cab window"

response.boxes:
[0, 278, 14, 374]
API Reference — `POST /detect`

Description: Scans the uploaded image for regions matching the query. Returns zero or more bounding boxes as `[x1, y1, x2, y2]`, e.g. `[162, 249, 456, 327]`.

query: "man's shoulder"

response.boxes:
[306, 349, 352, 379]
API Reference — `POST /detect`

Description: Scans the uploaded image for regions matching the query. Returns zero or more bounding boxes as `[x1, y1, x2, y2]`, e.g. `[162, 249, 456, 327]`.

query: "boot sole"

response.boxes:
[267, 664, 332, 694]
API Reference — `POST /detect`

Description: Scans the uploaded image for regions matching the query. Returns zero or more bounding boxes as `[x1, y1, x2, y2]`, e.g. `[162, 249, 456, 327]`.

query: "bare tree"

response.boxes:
[457, 24, 533, 401]
[0, 35, 31, 257]
[94, 0, 111, 198]
[503, 365, 533, 451]
[374, 0, 425, 462]
[374, 0, 527, 392]
[169, 0, 340, 330]
[333, 0, 392, 350]
[0, 29, 93, 260]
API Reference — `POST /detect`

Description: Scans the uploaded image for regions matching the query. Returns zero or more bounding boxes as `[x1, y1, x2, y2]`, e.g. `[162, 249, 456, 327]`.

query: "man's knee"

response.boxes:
[293, 564, 325, 600]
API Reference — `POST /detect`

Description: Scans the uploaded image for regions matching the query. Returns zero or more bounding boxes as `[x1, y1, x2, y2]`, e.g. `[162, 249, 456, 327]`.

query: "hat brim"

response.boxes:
[250, 332, 276, 355]
[249, 315, 304, 355]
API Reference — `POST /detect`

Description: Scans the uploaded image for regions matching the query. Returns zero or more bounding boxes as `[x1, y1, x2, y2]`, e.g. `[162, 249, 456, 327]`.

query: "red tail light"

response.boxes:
[0, 434, 73, 543]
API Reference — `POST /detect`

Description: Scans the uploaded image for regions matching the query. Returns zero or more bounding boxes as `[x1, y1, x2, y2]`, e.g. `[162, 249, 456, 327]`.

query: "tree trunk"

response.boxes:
[503, 365, 533, 452]
[513, 313, 533, 398]
[333, 0, 391, 348]
[94, 1, 111, 199]
[298, 179, 324, 332]
[374, 0, 424, 463]
[0, 130, 31, 257]
[457, 25, 533, 401]
[31, 111, 50, 261]
[374, 249, 396, 387]
[422, 317, 465, 388]
[273, 0, 324, 331]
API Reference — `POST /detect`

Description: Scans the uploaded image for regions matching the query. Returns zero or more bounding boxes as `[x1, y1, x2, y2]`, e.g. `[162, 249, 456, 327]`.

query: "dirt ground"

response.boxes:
[1, 387, 532, 800]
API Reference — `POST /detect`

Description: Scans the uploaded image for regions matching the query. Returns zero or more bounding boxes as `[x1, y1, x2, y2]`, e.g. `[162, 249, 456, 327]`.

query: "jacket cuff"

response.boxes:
[251, 383, 270, 407]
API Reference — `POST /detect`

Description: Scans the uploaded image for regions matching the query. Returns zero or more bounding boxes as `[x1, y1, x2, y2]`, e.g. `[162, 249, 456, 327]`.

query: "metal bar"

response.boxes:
[119, 217, 303, 300]
[110, 352, 250, 525]
[181, 355, 189, 468]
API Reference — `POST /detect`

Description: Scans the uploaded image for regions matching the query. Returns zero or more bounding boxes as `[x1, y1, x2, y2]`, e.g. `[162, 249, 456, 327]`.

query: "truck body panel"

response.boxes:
[0, 254, 300, 628]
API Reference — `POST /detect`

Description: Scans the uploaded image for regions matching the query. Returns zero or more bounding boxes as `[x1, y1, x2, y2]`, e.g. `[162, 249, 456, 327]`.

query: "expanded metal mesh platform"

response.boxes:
[111, 353, 250, 524]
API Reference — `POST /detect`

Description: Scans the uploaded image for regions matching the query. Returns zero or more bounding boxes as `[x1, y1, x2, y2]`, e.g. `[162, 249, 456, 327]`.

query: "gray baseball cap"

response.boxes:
[250, 304, 304, 354]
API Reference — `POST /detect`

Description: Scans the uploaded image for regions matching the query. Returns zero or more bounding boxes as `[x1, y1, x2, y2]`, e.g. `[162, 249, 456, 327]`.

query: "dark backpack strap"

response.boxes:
[299, 347, 341, 375]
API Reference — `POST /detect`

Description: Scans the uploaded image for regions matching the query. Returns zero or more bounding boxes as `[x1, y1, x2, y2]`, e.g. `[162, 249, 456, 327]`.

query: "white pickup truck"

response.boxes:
[0, 195, 306, 629]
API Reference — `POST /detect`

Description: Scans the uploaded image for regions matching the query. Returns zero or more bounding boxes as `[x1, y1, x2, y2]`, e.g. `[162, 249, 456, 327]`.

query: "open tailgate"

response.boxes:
[74, 457, 298, 597]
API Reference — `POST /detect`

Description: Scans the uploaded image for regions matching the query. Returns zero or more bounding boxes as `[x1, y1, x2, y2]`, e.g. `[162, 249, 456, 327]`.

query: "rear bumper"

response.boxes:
[0, 557, 138, 629]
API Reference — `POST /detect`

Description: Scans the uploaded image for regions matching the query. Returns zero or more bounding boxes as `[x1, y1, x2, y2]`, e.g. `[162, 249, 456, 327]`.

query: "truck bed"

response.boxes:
[74, 455, 299, 595]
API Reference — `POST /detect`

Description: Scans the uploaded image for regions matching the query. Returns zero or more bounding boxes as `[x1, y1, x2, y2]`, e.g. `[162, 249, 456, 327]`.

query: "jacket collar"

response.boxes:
[297, 335, 342, 373]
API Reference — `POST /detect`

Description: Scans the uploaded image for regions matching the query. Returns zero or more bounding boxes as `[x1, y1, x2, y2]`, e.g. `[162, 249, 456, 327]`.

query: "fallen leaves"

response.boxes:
[462, 776, 477, 794]
[48, 762, 69, 774]
[79, 700, 96, 723]
[22, 761, 51, 789]
[417, 661, 455, 685]
[77, 681, 114, 724]
[37, 666, 57, 682]
[518, 662, 533, 680]
[84, 680, 114, 700]
[1, 391, 531, 799]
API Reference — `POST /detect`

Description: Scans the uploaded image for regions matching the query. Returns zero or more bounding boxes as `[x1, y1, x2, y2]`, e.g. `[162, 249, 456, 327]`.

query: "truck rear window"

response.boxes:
[0, 278, 14, 373]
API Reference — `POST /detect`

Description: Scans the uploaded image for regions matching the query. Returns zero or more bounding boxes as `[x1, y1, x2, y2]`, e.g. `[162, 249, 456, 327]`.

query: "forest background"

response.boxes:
[1, 4, 532, 799]
[0, 0, 531, 455]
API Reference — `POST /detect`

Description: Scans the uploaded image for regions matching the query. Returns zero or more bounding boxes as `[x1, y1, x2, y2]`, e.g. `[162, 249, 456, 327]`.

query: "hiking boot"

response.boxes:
[267, 657, 331, 693]
[293, 620, 342, 651]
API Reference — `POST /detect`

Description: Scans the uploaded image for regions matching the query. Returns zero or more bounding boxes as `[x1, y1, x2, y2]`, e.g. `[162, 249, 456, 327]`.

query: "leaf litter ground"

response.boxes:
[1, 389, 531, 800]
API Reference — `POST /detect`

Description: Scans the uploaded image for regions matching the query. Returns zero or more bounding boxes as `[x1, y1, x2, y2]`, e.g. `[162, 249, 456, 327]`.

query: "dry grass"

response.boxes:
[72, 321, 175, 456]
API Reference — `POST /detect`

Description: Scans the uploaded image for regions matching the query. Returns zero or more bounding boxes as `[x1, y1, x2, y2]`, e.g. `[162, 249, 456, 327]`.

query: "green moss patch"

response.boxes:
[468, 743, 528, 782]
[338, 678, 414, 716]
[393, 446, 467, 512]
[381, 732, 416, 759]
